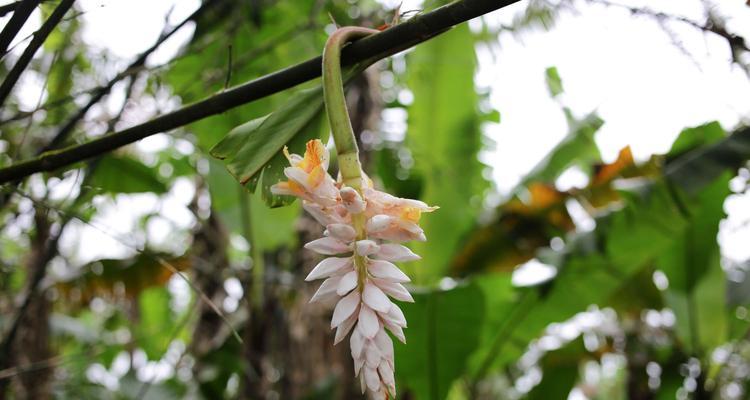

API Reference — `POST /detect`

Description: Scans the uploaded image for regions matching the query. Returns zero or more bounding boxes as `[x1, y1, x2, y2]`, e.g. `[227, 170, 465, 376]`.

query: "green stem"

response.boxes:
[322, 27, 379, 291]
[322, 26, 378, 192]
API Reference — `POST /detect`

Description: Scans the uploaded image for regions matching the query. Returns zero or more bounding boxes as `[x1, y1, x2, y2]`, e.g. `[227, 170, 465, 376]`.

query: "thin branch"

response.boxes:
[0, 0, 521, 184]
[0, 0, 41, 58]
[588, 0, 750, 59]
[40, 0, 220, 154]
[0, 1, 23, 18]
[14, 50, 58, 159]
[0, 0, 75, 109]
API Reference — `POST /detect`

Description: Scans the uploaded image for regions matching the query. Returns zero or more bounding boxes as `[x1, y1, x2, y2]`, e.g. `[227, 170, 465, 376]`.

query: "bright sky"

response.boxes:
[2, 0, 750, 263]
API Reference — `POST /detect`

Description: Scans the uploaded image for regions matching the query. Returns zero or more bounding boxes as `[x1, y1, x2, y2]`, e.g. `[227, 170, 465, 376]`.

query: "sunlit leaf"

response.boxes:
[545, 66, 564, 97]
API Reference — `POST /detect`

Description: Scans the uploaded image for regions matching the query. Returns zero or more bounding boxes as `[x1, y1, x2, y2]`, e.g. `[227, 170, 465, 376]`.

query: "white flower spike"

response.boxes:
[271, 139, 436, 399]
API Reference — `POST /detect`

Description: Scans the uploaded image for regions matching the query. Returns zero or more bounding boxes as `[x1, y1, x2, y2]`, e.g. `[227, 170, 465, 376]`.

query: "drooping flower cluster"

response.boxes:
[271, 139, 435, 399]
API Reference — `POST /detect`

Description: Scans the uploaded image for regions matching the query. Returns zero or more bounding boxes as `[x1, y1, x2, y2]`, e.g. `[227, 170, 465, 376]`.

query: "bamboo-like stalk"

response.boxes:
[322, 27, 378, 192]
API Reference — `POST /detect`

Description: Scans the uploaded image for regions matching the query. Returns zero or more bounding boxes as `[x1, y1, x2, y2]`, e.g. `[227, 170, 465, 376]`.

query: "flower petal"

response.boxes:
[363, 282, 392, 313]
[375, 244, 421, 262]
[365, 341, 382, 368]
[378, 361, 396, 396]
[354, 356, 365, 376]
[366, 215, 393, 233]
[284, 167, 309, 187]
[334, 312, 357, 345]
[368, 260, 410, 283]
[325, 223, 356, 242]
[384, 322, 405, 344]
[340, 186, 366, 214]
[387, 303, 407, 328]
[374, 329, 394, 361]
[372, 278, 414, 303]
[305, 257, 352, 281]
[355, 240, 380, 257]
[350, 328, 365, 359]
[364, 366, 380, 392]
[358, 305, 380, 339]
[331, 291, 360, 328]
[337, 270, 359, 296]
[303, 202, 343, 226]
[309, 276, 342, 303]
[305, 236, 351, 255]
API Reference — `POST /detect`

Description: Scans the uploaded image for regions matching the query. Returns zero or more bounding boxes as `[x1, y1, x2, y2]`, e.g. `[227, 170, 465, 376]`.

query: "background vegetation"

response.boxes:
[1, 0, 749, 399]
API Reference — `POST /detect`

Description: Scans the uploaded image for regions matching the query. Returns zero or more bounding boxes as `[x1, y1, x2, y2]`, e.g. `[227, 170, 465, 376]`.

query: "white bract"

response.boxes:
[271, 139, 436, 399]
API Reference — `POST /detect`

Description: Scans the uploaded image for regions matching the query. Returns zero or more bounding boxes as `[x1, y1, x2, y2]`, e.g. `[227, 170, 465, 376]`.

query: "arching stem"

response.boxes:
[322, 26, 379, 193]
[322, 26, 379, 290]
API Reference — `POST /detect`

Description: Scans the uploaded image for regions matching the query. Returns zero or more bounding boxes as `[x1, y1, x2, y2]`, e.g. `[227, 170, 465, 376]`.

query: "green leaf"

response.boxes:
[657, 173, 730, 353]
[396, 283, 486, 400]
[666, 125, 750, 195]
[210, 87, 327, 207]
[545, 66, 564, 97]
[520, 111, 603, 186]
[89, 155, 168, 194]
[667, 121, 725, 158]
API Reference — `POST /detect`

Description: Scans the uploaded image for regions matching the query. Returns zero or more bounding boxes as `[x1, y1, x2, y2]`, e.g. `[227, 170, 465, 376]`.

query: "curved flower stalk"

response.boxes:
[271, 139, 435, 398]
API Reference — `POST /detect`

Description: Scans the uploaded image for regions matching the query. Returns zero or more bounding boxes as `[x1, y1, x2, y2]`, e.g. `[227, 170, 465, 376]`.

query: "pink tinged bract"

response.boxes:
[337, 270, 358, 296]
[386, 303, 407, 328]
[373, 330, 394, 365]
[368, 259, 410, 283]
[364, 366, 380, 392]
[331, 291, 360, 328]
[350, 328, 365, 359]
[304, 237, 351, 255]
[358, 305, 380, 339]
[365, 341, 382, 368]
[303, 202, 343, 226]
[378, 361, 396, 395]
[309, 276, 342, 303]
[362, 282, 392, 313]
[305, 257, 352, 281]
[366, 214, 393, 233]
[334, 313, 358, 345]
[384, 322, 406, 343]
[325, 223, 356, 241]
[376, 243, 421, 262]
[372, 278, 414, 303]
[354, 240, 380, 256]
[340, 186, 366, 214]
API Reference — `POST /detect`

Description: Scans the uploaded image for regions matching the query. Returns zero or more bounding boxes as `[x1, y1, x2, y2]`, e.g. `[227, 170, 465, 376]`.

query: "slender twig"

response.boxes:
[0, 0, 521, 184]
[40, 0, 220, 154]
[0, 0, 75, 108]
[0, 0, 41, 58]
[0, 1, 23, 18]
[14, 51, 58, 159]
